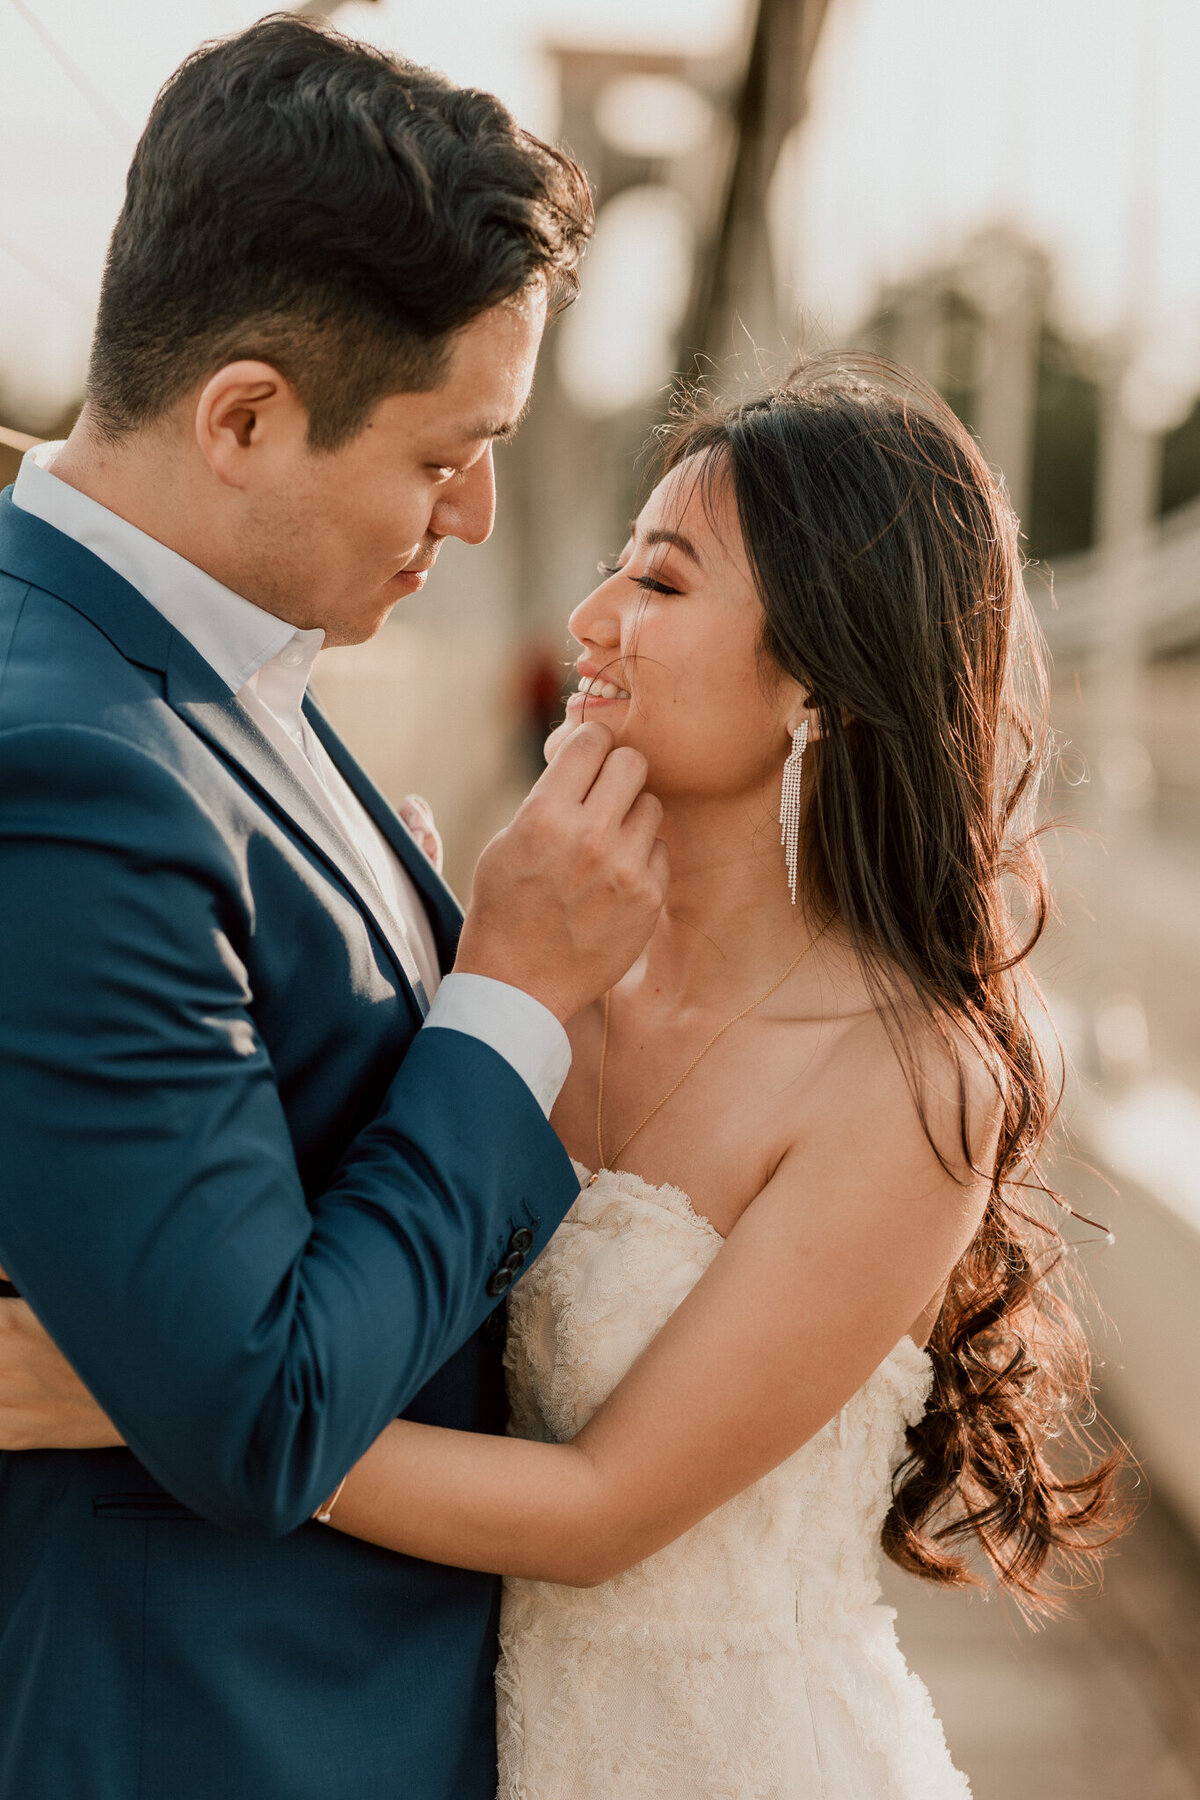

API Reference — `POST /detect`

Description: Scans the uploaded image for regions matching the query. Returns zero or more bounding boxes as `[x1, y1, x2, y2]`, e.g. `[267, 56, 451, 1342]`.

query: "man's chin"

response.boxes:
[319, 598, 403, 649]
[315, 564, 432, 646]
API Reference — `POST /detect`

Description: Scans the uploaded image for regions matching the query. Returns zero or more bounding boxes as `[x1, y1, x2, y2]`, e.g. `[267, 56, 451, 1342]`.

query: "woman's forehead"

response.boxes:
[638, 454, 734, 546]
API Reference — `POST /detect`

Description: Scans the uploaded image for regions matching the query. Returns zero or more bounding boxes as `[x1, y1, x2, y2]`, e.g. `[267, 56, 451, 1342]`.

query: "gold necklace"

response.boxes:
[592, 926, 828, 1180]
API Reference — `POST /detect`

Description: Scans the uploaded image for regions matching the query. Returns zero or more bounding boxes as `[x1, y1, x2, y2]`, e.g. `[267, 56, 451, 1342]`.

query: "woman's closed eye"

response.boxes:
[597, 559, 680, 597]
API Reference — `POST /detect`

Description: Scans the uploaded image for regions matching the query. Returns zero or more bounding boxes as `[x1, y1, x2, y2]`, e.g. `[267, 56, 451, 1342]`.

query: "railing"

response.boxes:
[0, 426, 39, 455]
[1037, 491, 1200, 659]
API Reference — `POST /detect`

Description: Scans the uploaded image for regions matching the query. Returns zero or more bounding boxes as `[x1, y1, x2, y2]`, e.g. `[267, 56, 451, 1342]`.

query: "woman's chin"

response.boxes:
[544, 699, 633, 763]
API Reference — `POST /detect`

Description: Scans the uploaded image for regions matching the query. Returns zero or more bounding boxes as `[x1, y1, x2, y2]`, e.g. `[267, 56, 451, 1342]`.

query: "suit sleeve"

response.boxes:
[0, 723, 577, 1535]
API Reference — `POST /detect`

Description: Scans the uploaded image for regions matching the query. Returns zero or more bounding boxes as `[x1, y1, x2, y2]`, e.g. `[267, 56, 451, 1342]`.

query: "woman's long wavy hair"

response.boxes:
[657, 355, 1127, 1615]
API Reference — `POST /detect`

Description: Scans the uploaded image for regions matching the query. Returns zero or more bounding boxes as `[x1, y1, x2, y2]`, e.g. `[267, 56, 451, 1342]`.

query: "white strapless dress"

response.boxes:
[496, 1164, 971, 1799]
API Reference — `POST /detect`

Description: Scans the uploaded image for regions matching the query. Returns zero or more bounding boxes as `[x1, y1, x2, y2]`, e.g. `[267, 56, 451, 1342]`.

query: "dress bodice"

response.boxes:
[497, 1164, 971, 1797]
[503, 1163, 933, 1633]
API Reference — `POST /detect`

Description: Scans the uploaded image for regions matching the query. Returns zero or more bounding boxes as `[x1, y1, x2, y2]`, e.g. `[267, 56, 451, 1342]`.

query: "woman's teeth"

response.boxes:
[578, 679, 630, 701]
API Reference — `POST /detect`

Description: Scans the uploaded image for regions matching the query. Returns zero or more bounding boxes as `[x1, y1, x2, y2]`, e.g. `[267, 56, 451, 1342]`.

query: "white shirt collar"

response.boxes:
[12, 441, 324, 698]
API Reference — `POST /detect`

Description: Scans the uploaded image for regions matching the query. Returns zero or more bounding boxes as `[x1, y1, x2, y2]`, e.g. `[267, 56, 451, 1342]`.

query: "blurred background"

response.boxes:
[2, 0, 1199, 1792]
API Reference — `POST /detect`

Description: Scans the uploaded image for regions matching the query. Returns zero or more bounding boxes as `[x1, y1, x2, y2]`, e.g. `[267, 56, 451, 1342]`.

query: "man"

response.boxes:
[0, 17, 666, 1799]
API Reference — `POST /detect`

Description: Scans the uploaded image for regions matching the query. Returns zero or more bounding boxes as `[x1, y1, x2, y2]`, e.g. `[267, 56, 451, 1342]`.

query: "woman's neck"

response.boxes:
[632, 790, 827, 1010]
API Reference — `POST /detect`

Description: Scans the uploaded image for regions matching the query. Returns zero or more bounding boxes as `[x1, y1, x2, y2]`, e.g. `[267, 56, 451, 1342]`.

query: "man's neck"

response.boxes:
[50, 411, 189, 549]
[48, 410, 271, 614]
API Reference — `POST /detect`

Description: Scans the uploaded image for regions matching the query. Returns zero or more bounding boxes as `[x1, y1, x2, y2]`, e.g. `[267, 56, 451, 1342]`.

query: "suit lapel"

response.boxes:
[162, 635, 427, 1024]
[304, 697, 464, 972]
[0, 493, 436, 1019]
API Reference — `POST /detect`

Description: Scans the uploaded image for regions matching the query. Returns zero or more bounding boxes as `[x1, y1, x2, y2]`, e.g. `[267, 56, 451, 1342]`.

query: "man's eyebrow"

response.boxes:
[635, 525, 703, 566]
[464, 399, 532, 443]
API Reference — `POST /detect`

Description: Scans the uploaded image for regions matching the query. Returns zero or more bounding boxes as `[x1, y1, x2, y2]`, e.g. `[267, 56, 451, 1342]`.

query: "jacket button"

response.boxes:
[486, 1267, 514, 1298]
[481, 1305, 507, 1344]
[501, 1249, 525, 1275]
[509, 1227, 535, 1255]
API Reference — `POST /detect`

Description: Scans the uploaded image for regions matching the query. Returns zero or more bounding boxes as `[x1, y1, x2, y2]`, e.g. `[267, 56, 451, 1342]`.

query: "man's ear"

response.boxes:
[193, 361, 307, 488]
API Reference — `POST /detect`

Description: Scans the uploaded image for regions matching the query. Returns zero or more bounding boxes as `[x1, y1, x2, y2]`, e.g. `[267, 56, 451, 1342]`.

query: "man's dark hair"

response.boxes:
[86, 14, 593, 448]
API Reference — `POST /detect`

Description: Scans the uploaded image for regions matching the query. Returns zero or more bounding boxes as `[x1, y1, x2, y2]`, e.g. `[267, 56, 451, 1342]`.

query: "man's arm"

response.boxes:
[288, 1028, 992, 1583]
[0, 719, 663, 1536]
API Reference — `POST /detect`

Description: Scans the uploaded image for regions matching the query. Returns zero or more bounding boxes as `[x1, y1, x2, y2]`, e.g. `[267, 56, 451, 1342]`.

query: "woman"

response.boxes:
[4, 359, 1122, 1796]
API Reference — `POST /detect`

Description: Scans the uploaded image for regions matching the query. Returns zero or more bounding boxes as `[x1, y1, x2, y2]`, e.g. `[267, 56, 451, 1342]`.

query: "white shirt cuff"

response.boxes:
[423, 973, 572, 1119]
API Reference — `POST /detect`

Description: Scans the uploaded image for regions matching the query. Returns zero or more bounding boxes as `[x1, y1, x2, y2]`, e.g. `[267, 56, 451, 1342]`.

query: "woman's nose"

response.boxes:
[567, 571, 622, 651]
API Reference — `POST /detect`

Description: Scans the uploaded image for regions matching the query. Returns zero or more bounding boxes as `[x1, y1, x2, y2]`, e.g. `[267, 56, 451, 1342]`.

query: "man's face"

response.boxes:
[237, 286, 547, 644]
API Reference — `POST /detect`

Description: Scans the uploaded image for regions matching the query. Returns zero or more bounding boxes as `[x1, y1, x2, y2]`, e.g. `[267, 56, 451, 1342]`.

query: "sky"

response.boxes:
[3, 0, 1200, 428]
[0, 0, 744, 425]
[774, 0, 1200, 426]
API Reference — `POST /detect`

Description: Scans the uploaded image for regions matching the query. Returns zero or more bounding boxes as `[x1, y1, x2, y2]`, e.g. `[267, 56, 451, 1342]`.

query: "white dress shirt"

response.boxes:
[13, 443, 571, 1116]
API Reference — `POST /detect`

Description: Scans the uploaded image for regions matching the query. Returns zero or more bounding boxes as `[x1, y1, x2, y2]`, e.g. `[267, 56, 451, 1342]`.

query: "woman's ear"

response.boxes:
[786, 692, 822, 744]
[787, 693, 855, 742]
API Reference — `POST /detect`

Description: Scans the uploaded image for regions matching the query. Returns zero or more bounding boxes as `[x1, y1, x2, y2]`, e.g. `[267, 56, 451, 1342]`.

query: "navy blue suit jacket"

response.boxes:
[0, 490, 579, 1799]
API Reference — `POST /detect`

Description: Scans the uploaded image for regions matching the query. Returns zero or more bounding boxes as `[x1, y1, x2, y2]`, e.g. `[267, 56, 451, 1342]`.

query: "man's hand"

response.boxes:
[455, 721, 667, 1022]
[0, 1297, 124, 1450]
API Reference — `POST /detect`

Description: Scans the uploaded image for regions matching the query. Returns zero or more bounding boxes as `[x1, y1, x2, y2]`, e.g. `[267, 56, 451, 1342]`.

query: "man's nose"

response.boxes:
[431, 444, 496, 547]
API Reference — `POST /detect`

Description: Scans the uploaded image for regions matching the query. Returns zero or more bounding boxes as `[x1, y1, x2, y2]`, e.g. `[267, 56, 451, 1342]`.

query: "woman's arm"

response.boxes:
[326, 1030, 994, 1585]
[0, 1295, 125, 1449]
[0, 1027, 994, 1582]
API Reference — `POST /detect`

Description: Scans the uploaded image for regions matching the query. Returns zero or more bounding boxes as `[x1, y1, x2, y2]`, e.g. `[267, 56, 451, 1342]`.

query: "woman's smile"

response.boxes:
[565, 662, 632, 714]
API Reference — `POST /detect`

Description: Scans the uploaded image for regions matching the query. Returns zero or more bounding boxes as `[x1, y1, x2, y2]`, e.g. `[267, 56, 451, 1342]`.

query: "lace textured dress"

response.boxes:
[496, 1164, 972, 1800]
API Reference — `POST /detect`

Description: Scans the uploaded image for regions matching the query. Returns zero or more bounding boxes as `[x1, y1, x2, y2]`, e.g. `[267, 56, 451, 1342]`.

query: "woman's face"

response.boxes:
[557, 456, 803, 803]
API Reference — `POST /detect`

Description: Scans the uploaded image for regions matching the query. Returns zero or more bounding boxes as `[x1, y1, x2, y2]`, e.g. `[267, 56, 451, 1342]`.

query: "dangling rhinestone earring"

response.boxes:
[779, 721, 808, 905]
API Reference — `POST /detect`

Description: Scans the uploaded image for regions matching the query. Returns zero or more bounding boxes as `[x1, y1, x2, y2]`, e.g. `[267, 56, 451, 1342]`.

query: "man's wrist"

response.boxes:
[449, 954, 568, 1025]
[423, 973, 572, 1117]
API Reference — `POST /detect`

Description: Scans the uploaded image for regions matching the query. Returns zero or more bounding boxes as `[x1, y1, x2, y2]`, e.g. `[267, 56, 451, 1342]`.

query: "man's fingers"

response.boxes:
[580, 744, 650, 826]
[542, 716, 574, 766]
[647, 837, 670, 904]
[619, 790, 664, 861]
[530, 720, 614, 800]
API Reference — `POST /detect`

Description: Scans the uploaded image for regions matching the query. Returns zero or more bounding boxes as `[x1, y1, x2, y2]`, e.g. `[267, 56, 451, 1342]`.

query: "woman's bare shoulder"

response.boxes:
[800, 974, 1004, 1192]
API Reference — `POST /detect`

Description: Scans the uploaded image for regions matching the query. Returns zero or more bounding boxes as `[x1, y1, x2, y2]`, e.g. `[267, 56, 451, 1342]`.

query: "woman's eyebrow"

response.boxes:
[631, 524, 703, 566]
